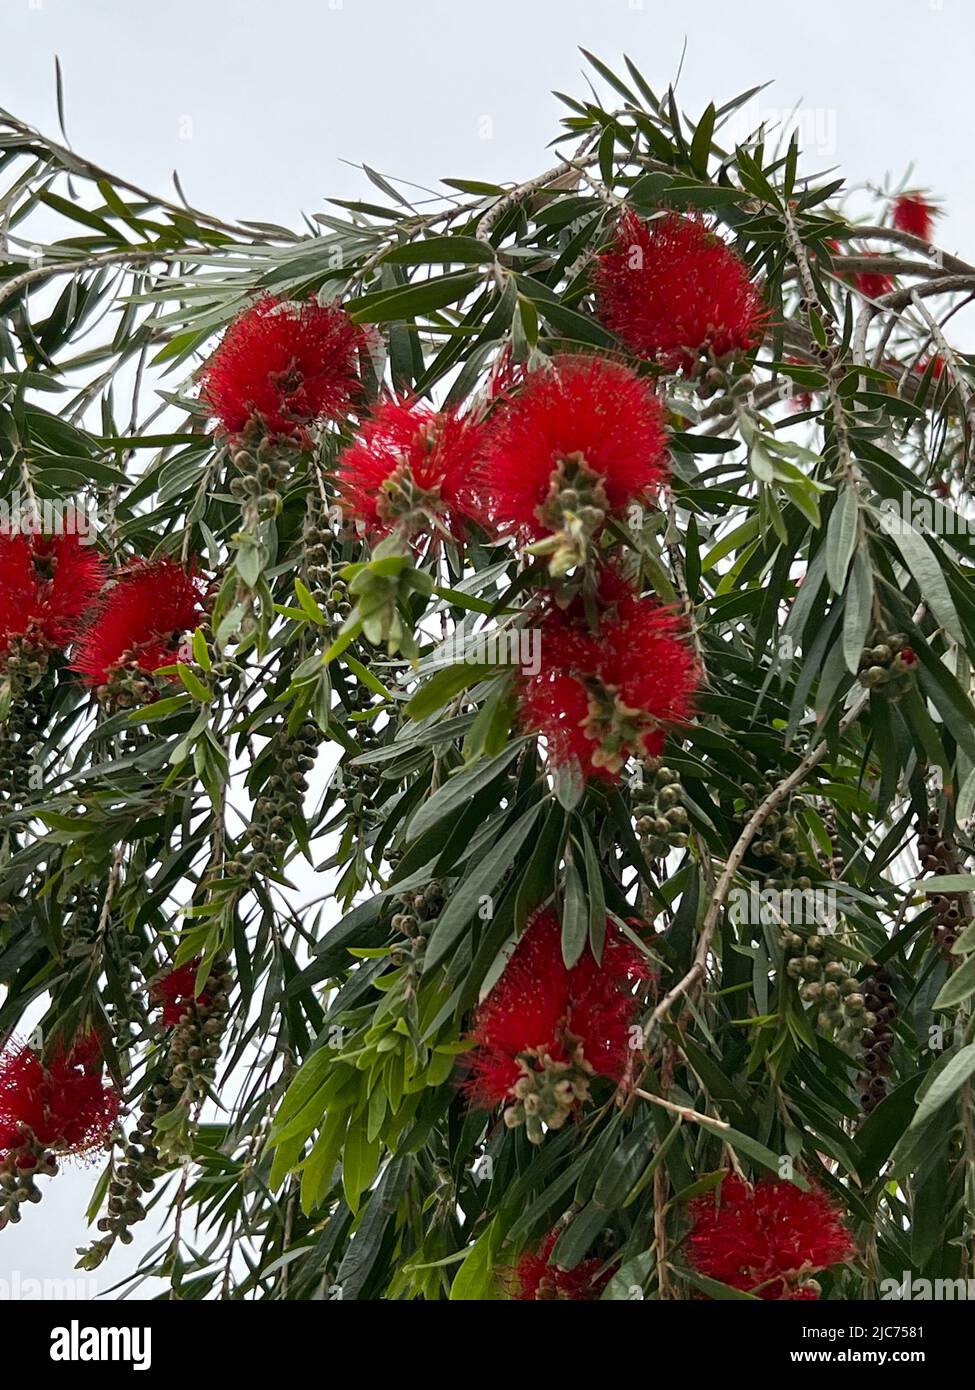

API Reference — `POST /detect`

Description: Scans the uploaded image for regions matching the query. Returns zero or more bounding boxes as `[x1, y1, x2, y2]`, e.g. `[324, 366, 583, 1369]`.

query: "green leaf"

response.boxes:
[696, 1119, 801, 1180]
[680, 1269, 761, 1300]
[380, 236, 496, 266]
[826, 484, 859, 593]
[580, 825, 607, 963]
[884, 515, 964, 642]
[176, 662, 211, 704]
[842, 547, 874, 674]
[449, 1220, 504, 1300]
[892, 1044, 975, 1172]
[342, 1122, 382, 1214]
[349, 272, 482, 324]
[407, 738, 527, 841]
[561, 857, 588, 969]
[918, 875, 975, 893]
[592, 1124, 653, 1209]
[294, 579, 326, 626]
[424, 802, 543, 970]
[300, 1108, 349, 1216]
[192, 627, 211, 672]
[689, 102, 716, 178]
[406, 662, 500, 721]
[933, 953, 975, 1010]
[550, 1202, 607, 1268]
[552, 757, 585, 810]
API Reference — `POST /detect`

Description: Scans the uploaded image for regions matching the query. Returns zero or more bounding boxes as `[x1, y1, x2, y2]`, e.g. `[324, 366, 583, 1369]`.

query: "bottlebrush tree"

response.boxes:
[1, 53, 975, 1301]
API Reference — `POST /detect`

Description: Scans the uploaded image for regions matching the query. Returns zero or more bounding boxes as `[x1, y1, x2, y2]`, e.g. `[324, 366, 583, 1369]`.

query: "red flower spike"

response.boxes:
[893, 193, 937, 243]
[508, 1228, 610, 1301]
[855, 255, 894, 300]
[688, 1175, 854, 1300]
[476, 356, 668, 559]
[518, 574, 699, 781]
[465, 908, 646, 1140]
[486, 342, 527, 401]
[200, 296, 363, 439]
[915, 354, 946, 380]
[151, 957, 210, 1027]
[337, 396, 486, 539]
[0, 532, 105, 655]
[72, 558, 207, 690]
[595, 209, 767, 370]
[0, 1033, 119, 1159]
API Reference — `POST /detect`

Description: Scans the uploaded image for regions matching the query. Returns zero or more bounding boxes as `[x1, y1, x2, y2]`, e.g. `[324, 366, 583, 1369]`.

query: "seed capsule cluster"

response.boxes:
[390, 880, 444, 968]
[107, 932, 148, 1033]
[532, 453, 610, 574]
[229, 722, 319, 876]
[857, 968, 897, 1114]
[303, 506, 353, 627]
[633, 762, 688, 858]
[746, 795, 816, 889]
[782, 931, 866, 1036]
[917, 810, 970, 955]
[228, 429, 293, 516]
[696, 364, 756, 408]
[0, 1141, 58, 1230]
[0, 647, 48, 805]
[503, 1049, 594, 1144]
[817, 805, 845, 880]
[83, 961, 232, 1266]
[94, 663, 160, 710]
[156, 959, 232, 1112]
[857, 633, 918, 690]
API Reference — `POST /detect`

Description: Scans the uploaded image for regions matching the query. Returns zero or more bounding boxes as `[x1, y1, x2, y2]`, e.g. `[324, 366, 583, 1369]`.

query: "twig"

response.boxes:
[0, 248, 181, 310]
[908, 288, 975, 438]
[832, 255, 951, 281]
[475, 128, 602, 244]
[0, 106, 275, 244]
[850, 225, 975, 278]
[634, 1088, 729, 1129]
[644, 686, 873, 1035]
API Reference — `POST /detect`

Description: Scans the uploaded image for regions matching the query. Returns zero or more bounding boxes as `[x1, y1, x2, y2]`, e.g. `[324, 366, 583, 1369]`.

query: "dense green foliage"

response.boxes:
[2, 54, 975, 1299]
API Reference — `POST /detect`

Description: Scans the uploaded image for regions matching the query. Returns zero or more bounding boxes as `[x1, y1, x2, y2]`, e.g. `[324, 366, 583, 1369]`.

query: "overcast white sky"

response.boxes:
[2, 0, 973, 1299]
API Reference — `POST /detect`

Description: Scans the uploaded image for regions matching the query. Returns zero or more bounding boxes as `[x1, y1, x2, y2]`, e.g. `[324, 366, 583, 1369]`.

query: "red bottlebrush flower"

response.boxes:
[915, 354, 947, 380]
[0, 532, 105, 655]
[893, 193, 937, 243]
[507, 1227, 610, 1301]
[72, 558, 207, 691]
[486, 342, 528, 401]
[151, 957, 209, 1027]
[337, 396, 485, 539]
[200, 296, 363, 439]
[476, 356, 668, 568]
[518, 574, 699, 780]
[855, 255, 894, 300]
[595, 209, 767, 370]
[465, 908, 646, 1140]
[688, 1176, 854, 1300]
[0, 1033, 119, 1160]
